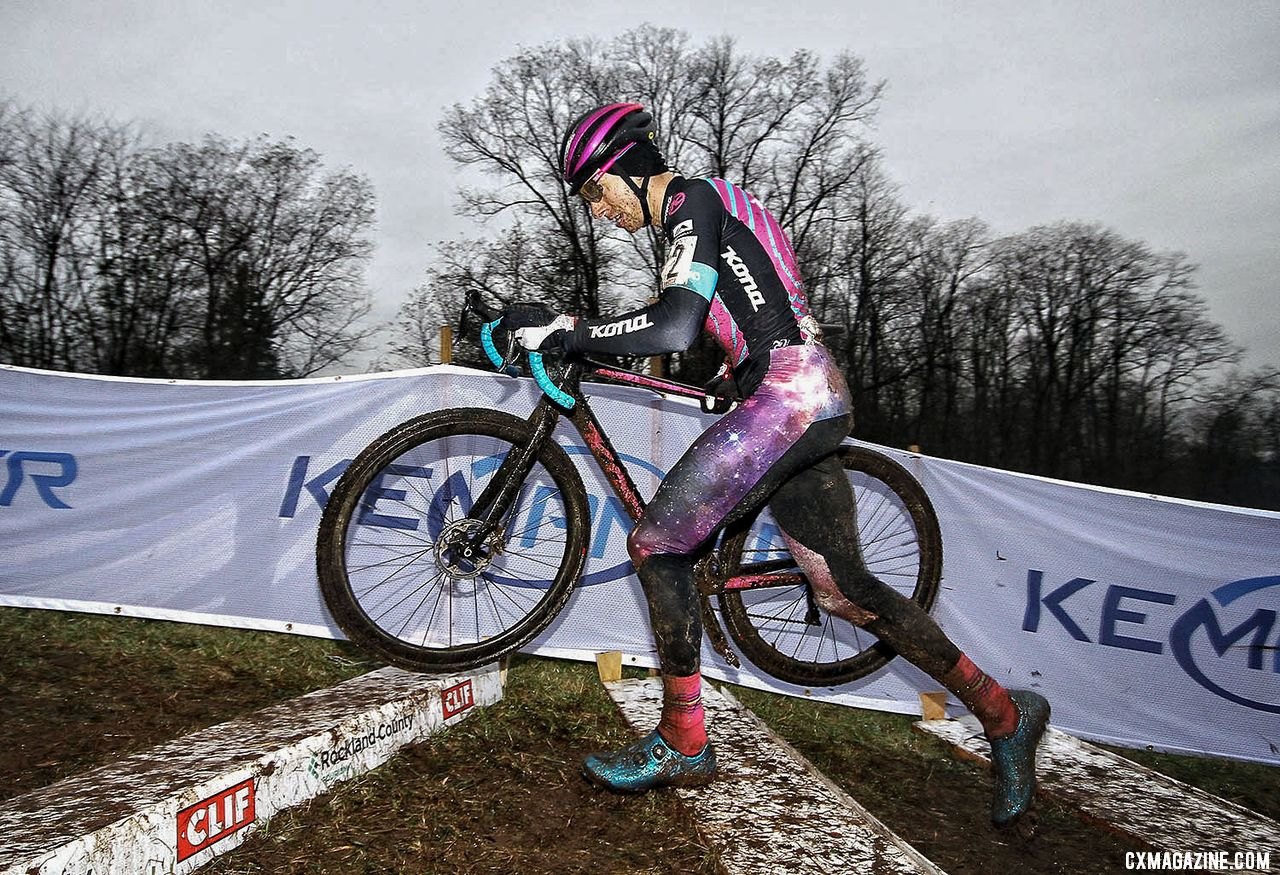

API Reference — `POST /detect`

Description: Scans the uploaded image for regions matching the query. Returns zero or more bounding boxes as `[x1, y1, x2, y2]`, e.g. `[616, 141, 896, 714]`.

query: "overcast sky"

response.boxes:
[3, 1, 1277, 372]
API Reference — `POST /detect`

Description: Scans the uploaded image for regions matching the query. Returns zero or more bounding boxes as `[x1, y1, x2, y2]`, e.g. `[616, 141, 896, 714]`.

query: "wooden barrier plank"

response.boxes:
[0, 665, 502, 875]
[916, 715, 1279, 872]
[603, 678, 946, 875]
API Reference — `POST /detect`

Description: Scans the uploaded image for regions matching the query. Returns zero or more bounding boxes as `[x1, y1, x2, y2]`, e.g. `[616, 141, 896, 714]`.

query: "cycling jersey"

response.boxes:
[565, 175, 822, 393]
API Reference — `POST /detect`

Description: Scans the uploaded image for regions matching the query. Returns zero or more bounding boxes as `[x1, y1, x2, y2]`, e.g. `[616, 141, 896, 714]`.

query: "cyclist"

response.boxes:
[499, 102, 1049, 827]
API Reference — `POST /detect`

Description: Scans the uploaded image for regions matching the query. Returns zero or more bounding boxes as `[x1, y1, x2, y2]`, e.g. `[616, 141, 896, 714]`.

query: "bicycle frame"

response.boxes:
[320, 307, 941, 681]
[484, 356, 808, 668]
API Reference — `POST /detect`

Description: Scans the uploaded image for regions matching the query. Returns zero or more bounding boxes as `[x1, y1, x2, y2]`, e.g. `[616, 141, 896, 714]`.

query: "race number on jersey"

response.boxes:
[661, 235, 697, 290]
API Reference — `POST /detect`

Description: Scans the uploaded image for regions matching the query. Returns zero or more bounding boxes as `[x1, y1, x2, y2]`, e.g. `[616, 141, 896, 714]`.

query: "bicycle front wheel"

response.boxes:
[716, 444, 942, 686]
[317, 408, 590, 671]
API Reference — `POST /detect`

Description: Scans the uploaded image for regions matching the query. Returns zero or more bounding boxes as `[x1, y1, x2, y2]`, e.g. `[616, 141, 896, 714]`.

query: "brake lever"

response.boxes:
[503, 333, 519, 369]
[458, 300, 471, 338]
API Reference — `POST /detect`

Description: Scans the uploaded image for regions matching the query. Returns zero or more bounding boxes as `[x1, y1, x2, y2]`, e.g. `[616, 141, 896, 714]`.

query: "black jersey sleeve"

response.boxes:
[564, 180, 725, 358]
[564, 286, 708, 357]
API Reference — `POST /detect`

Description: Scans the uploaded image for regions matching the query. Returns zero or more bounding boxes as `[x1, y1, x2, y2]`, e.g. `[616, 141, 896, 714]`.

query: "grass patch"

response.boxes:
[205, 657, 714, 875]
[732, 686, 1142, 874]
[0, 607, 370, 801]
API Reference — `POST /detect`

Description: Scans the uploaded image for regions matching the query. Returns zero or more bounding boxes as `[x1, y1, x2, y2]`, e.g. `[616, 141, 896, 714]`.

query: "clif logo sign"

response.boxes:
[442, 679, 475, 719]
[176, 778, 256, 862]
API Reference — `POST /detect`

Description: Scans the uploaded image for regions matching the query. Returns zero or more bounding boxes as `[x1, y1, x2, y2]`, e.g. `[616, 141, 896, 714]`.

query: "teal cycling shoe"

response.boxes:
[988, 690, 1051, 827]
[583, 730, 717, 792]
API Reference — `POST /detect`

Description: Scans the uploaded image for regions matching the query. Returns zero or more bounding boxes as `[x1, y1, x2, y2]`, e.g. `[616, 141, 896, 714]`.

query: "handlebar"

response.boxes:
[479, 319, 577, 410]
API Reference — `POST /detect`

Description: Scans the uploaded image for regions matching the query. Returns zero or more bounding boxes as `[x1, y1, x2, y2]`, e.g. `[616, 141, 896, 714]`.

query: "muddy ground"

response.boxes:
[3, 609, 1275, 874]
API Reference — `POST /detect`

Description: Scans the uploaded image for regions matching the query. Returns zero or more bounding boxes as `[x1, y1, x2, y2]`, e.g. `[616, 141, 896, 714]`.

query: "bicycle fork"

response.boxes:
[458, 399, 563, 556]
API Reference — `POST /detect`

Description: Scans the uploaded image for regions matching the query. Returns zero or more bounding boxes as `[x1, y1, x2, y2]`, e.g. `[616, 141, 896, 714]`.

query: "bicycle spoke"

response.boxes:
[375, 566, 446, 637]
[350, 547, 435, 597]
[322, 413, 591, 673]
[346, 543, 435, 574]
[712, 447, 941, 686]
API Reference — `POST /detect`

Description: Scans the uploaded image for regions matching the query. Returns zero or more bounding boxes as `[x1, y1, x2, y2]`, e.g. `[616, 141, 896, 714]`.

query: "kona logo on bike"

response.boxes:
[0, 450, 78, 509]
[589, 314, 653, 339]
[1023, 570, 1280, 713]
[721, 246, 765, 311]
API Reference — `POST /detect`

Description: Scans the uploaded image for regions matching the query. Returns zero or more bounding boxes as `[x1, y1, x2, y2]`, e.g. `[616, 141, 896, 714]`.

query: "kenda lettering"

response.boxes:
[589, 313, 654, 338]
[721, 246, 765, 311]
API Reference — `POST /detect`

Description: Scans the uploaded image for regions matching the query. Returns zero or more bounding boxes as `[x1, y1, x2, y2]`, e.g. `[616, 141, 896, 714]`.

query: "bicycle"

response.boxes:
[316, 298, 942, 688]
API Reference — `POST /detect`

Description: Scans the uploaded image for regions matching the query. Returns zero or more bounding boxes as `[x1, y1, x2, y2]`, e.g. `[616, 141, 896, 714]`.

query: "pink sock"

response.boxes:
[656, 672, 708, 756]
[941, 654, 1019, 738]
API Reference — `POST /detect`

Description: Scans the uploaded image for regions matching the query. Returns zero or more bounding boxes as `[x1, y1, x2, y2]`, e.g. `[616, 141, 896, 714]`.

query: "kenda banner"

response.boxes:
[2, 363, 1278, 764]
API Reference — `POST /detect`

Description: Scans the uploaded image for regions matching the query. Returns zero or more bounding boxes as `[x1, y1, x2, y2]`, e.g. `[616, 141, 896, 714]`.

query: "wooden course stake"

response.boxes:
[595, 650, 623, 683]
[919, 690, 949, 721]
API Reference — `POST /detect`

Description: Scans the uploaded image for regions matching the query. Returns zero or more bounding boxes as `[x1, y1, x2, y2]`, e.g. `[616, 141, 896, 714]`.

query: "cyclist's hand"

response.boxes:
[500, 304, 577, 353]
[701, 368, 740, 414]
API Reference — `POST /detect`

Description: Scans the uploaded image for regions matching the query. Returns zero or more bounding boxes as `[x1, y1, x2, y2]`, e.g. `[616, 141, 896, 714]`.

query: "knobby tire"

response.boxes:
[316, 408, 590, 672]
[716, 444, 942, 686]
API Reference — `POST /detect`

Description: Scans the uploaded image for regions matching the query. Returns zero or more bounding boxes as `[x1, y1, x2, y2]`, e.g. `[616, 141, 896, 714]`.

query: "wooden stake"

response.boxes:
[595, 650, 623, 684]
[919, 690, 949, 721]
[439, 324, 453, 364]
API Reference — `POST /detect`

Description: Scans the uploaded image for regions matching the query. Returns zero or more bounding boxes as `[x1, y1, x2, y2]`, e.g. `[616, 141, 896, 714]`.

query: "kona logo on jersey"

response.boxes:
[722, 246, 765, 311]
[671, 219, 694, 238]
[589, 313, 653, 338]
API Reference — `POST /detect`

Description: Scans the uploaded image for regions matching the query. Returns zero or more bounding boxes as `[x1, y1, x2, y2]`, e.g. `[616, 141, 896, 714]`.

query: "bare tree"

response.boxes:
[0, 105, 378, 378]
[1180, 368, 1280, 508]
[381, 225, 569, 369]
[142, 135, 377, 378]
[978, 222, 1237, 482]
[902, 217, 993, 451]
[432, 26, 884, 381]
[0, 106, 131, 370]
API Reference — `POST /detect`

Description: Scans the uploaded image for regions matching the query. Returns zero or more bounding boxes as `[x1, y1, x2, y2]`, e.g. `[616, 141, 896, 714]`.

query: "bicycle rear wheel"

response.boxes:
[716, 445, 942, 686]
[317, 408, 589, 671]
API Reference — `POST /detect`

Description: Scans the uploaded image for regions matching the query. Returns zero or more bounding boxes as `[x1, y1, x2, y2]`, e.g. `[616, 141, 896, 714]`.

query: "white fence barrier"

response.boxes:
[2, 363, 1278, 764]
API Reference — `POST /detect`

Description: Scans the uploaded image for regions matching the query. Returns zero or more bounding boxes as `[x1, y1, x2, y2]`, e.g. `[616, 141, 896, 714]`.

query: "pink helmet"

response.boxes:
[559, 102, 664, 194]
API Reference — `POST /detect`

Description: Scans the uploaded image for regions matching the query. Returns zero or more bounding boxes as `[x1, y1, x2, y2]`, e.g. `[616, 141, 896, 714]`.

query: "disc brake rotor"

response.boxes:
[434, 518, 502, 579]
